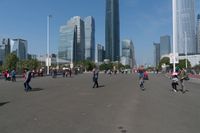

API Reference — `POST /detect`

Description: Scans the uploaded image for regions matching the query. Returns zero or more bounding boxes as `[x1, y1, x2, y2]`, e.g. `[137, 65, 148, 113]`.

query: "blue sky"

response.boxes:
[0, 0, 199, 65]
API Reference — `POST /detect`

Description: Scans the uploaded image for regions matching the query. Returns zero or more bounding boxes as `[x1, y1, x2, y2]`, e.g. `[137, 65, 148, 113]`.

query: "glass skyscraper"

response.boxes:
[173, 0, 196, 55]
[84, 16, 95, 61]
[197, 14, 200, 54]
[105, 0, 120, 61]
[160, 35, 171, 57]
[121, 40, 136, 68]
[10, 39, 28, 60]
[59, 16, 85, 63]
[154, 43, 160, 67]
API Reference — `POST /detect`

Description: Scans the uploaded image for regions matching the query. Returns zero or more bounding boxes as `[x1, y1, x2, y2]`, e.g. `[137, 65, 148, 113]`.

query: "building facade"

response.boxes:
[84, 16, 95, 61]
[154, 43, 160, 67]
[172, 0, 196, 55]
[95, 44, 105, 63]
[197, 14, 200, 54]
[160, 35, 171, 57]
[59, 16, 85, 64]
[121, 40, 136, 68]
[105, 0, 120, 61]
[10, 39, 28, 60]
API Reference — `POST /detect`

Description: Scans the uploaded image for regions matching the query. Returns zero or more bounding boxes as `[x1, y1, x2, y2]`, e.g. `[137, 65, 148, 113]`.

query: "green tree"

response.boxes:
[5, 53, 19, 71]
[99, 63, 113, 71]
[82, 60, 96, 71]
[158, 57, 171, 69]
[177, 59, 191, 69]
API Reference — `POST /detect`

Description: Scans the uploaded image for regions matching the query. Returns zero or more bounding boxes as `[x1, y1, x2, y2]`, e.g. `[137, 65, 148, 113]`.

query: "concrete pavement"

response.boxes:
[0, 73, 200, 133]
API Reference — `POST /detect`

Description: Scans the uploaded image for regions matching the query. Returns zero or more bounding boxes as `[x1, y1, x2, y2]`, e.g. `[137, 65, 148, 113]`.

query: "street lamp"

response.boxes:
[46, 15, 52, 75]
[184, 32, 188, 69]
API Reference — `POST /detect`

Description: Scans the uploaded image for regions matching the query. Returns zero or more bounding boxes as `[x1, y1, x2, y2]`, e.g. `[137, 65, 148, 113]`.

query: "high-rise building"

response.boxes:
[10, 39, 28, 60]
[84, 16, 95, 61]
[154, 43, 160, 67]
[160, 35, 171, 57]
[197, 14, 200, 54]
[59, 16, 85, 63]
[121, 40, 136, 68]
[172, 0, 196, 55]
[105, 0, 120, 61]
[95, 44, 105, 63]
[0, 45, 5, 65]
[58, 24, 77, 63]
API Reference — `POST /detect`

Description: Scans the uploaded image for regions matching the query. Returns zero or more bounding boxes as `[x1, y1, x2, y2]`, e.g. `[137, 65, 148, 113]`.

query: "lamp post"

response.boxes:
[46, 15, 52, 75]
[184, 32, 188, 69]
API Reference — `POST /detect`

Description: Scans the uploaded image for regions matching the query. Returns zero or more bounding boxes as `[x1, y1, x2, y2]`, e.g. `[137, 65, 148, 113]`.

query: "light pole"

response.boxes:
[172, 0, 177, 72]
[47, 15, 52, 75]
[184, 32, 188, 69]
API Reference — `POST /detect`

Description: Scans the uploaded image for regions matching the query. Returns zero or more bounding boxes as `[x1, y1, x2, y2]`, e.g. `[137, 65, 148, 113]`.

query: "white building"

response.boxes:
[172, 0, 196, 55]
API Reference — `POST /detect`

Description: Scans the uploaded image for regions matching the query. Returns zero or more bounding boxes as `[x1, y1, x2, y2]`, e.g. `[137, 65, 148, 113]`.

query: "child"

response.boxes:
[171, 74, 179, 92]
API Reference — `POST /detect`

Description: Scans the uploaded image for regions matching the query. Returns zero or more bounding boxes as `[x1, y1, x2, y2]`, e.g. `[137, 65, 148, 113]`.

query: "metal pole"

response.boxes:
[47, 15, 52, 75]
[184, 32, 188, 69]
[172, 0, 176, 72]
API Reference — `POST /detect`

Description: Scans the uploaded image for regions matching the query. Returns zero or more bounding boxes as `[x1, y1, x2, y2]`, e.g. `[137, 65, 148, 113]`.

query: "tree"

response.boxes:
[99, 63, 113, 71]
[82, 60, 96, 71]
[158, 57, 170, 69]
[5, 53, 19, 71]
[177, 59, 191, 69]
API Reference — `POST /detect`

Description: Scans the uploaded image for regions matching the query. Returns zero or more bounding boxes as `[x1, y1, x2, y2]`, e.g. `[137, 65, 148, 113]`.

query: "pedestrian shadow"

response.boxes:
[0, 101, 10, 107]
[98, 85, 105, 88]
[30, 88, 44, 92]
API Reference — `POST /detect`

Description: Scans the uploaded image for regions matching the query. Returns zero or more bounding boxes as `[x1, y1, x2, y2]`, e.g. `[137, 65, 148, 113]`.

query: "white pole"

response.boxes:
[47, 15, 52, 75]
[184, 32, 188, 69]
[172, 0, 177, 72]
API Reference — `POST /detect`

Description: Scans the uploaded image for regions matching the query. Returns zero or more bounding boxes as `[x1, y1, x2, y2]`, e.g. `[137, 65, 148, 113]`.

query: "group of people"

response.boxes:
[171, 68, 188, 93]
[2, 69, 16, 82]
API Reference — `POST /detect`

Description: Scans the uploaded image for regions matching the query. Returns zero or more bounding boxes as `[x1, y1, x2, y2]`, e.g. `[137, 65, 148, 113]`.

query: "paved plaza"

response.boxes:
[0, 73, 200, 133]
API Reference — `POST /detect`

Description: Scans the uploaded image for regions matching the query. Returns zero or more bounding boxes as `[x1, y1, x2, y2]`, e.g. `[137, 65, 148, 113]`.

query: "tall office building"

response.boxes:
[59, 16, 85, 63]
[10, 39, 28, 60]
[121, 40, 136, 68]
[160, 35, 171, 57]
[154, 43, 160, 67]
[0, 45, 5, 65]
[95, 44, 105, 63]
[197, 14, 200, 54]
[84, 16, 95, 61]
[105, 0, 120, 61]
[172, 0, 196, 55]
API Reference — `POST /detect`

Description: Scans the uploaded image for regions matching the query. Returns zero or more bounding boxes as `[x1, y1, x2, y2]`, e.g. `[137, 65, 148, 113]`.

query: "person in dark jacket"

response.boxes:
[92, 68, 99, 88]
[24, 68, 32, 92]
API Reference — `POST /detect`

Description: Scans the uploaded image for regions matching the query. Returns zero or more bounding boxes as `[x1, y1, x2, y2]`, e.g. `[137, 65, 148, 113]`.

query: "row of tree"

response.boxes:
[158, 57, 191, 70]
[0, 53, 40, 74]
[0, 53, 132, 73]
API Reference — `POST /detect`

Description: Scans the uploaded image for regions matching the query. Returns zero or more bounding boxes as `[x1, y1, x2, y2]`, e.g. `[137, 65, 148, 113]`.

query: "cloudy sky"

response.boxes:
[0, 0, 199, 65]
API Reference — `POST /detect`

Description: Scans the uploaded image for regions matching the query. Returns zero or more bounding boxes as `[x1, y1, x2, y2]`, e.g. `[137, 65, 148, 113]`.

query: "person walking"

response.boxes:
[92, 68, 99, 88]
[138, 66, 145, 91]
[171, 73, 179, 92]
[24, 68, 32, 92]
[11, 69, 16, 82]
[179, 68, 187, 93]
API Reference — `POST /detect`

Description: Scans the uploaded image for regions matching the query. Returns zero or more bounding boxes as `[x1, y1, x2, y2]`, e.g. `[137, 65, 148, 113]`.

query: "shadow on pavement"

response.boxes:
[98, 85, 105, 88]
[0, 101, 10, 107]
[30, 88, 44, 92]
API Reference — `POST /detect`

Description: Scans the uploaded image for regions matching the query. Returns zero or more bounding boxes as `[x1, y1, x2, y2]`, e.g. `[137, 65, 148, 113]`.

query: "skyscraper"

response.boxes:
[84, 16, 95, 61]
[172, 0, 196, 55]
[10, 39, 28, 60]
[160, 35, 171, 57]
[197, 14, 200, 54]
[105, 0, 120, 61]
[59, 16, 85, 63]
[121, 40, 136, 68]
[154, 43, 160, 67]
[95, 44, 105, 63]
